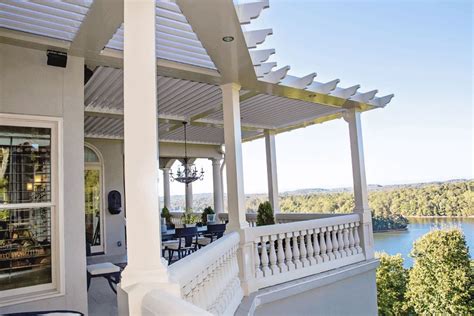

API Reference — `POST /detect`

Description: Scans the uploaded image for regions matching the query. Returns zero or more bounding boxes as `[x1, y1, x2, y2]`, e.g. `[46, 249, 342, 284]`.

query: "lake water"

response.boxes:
[373, 217, 474, 267]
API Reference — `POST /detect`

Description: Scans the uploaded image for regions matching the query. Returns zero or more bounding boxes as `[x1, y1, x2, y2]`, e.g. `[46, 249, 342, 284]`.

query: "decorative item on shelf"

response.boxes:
[170, 122, 204, 185]
[201, 206, 215, 225]
[182, 208, 199, 227]
[107, 190, 122, 215]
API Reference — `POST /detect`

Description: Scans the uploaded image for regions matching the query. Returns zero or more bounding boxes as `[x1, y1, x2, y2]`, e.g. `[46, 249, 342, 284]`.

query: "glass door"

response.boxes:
[84, 146, 104, 254]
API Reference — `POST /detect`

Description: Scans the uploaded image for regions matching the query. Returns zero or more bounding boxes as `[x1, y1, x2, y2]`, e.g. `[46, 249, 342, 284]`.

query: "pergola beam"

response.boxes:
[69, 0, 124, 59]
[84, 107, 270, 132]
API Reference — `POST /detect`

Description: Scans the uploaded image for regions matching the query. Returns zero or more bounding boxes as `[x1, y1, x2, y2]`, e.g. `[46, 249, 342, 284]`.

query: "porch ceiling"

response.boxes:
[1, 0, 394, 145]
[104, 1, 217, 70]
[0, 0, 93, 41]
[84, 66, 345, 144]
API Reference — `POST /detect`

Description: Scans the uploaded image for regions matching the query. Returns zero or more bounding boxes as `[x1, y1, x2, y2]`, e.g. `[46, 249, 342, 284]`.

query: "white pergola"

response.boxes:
[0, 0, 393, 313]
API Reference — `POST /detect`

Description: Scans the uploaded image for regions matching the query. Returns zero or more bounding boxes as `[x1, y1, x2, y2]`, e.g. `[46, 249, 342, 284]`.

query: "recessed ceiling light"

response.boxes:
[222, 36, 234, 42]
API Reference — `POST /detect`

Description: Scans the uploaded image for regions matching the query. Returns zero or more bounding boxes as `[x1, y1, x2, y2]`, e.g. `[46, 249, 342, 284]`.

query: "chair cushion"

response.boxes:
[87, 262, 120, 275]
[164, 241, 180, 250]
[197, 237, 212, 246]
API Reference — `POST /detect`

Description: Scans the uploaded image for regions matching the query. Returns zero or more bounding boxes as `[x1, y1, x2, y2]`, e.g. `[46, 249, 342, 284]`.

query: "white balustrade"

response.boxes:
[217, 212, 351, 226]
[242, 214, 365, 290]
[168, 232, 243, 316]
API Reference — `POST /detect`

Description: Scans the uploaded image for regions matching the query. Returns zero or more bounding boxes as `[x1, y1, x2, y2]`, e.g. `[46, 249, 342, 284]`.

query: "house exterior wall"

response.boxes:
[0, 43, 87, 314]
[238, 260, 379, 316]
[85, 138, 127, 264]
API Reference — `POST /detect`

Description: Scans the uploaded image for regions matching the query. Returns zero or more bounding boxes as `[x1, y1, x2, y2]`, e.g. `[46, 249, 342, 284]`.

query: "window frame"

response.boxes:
[84, 143, 106, 254]
[0, 113, 64, 306]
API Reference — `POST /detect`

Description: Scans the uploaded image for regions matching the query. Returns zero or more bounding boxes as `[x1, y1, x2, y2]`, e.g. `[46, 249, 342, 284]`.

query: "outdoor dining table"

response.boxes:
[161, 225, 208, 241]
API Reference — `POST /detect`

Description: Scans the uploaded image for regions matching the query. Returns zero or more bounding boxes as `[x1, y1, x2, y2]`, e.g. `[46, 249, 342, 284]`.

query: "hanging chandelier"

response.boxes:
[170, 122, 204, 185]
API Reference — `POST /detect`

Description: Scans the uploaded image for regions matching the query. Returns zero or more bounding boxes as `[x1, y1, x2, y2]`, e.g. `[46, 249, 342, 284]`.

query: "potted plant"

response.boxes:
[161, 206, 172, 224]
[182, 208, 199, 227]
[256, 201, 275, 226]
[201, 206, 216, 225]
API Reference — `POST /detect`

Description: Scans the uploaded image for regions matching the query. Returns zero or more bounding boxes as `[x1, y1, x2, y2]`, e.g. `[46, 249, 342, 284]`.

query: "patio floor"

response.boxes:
[88, 276, 118, 316]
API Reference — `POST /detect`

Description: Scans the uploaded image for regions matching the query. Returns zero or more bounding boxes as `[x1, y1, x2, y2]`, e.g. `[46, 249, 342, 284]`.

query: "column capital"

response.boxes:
[210, 157, 222, 165]
[342, 108, 359, 123]
[220, 82, 241, 92]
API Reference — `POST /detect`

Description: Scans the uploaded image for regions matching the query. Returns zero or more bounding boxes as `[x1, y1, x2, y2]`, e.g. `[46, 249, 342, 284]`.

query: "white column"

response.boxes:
[265, 130, 280, 213]
[211, 158, 224, 213]
[345, 108, 374, 259]
[162, 168, 171, 209]
[119, 0, 176, 314]
[221, 83, 247, 230]
[185, 181, 193, 211]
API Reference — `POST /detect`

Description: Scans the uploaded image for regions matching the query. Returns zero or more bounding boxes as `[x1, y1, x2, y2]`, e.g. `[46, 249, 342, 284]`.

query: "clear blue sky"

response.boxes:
[162, 0, 473, 197]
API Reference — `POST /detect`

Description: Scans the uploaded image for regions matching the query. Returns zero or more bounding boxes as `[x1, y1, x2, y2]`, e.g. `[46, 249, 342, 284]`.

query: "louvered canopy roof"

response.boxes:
[0, 0, 394, 146]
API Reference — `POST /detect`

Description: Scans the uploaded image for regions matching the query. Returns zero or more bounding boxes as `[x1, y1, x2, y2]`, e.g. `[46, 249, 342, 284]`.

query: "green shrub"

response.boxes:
[201, 206, 215, 225]
[161, 206, 171, 224]
[182, 208, 199, 225]
[375, 252, 409, 315]
[256, 201, 275, 226]
[406, 228, 472, 314]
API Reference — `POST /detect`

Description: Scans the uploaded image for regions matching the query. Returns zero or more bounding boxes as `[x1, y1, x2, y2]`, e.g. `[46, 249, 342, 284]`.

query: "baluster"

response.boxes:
[292, 231, 302, 268]
[319, 227, 329, 262]
[306, 229, 316, 266]
[313, 228, 322, 264]
[277, 233, 287, 272]
[326, 227, 335, 260]
[200, 267, 211, 310]
[194, 273, 205, 309]
[343, 224, 351, 256]
[260, 236, 272, 276]
[354, 222, 363, 253]
[299, 230, 309, 267]
[189, 277, 199, 306]
[337, 224, 346, 257]
[254, 239, 263, 278]
[182, 283, 193, 303]
[269, 234, 279, 274]
[332, 225, 341, 259]
[349, 223, 356, 255]
[285, 233, 295, 271]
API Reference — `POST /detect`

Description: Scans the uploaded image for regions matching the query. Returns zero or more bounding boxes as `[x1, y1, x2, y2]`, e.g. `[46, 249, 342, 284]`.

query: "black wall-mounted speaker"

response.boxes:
[46, 50, 67, 68]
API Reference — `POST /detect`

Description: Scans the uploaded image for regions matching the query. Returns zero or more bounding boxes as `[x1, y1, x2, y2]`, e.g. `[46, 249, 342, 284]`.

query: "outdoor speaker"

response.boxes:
[46, 50, 67, 68]
[108, 190, 122, 215]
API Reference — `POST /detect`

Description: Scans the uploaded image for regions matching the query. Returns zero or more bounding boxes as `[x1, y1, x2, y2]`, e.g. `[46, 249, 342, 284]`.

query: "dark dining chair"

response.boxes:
[197, 224, 226, 248]
[164, 227, 199, 264]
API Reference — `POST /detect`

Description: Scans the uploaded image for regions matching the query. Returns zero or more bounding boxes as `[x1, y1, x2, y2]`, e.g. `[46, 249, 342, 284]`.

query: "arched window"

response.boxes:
[84, 144, 104, 254]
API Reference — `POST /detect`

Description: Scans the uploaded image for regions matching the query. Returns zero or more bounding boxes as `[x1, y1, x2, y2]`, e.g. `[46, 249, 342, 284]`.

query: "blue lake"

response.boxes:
[373, 217, 474, 267]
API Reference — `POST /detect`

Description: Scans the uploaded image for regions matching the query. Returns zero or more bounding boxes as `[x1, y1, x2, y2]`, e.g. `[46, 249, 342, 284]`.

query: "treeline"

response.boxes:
[376, 229, 473, 315]
[265, 181, 473, 217]
[373, 215, 408, 232]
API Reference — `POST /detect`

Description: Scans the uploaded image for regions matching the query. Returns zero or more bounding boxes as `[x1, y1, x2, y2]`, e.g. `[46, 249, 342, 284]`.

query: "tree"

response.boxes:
[406, 229, 473, 314]
[256, 201, 275, 226]
[375, 252, 408, 315]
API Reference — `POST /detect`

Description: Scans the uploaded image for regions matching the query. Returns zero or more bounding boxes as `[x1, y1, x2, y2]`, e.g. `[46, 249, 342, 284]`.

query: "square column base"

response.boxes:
[118, 281, 180, 316]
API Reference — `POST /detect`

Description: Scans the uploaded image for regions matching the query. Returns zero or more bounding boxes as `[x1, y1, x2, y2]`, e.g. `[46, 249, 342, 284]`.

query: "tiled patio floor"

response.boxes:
[88, 277, 118, 316]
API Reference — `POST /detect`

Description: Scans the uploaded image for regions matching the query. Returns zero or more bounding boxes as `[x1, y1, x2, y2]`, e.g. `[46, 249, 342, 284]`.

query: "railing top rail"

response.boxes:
[244, 214, 360, 240]
[168, 231, 240, 285]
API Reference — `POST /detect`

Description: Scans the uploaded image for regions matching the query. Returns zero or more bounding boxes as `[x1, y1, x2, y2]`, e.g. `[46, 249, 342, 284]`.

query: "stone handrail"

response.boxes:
[241, 214, 365, 291]
[216, 212, 345, 226]
[168, 232, 243, 315]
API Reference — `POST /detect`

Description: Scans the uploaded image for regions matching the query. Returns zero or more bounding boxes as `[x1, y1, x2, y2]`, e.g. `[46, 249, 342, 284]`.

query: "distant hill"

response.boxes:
[163, 179, 472, 213]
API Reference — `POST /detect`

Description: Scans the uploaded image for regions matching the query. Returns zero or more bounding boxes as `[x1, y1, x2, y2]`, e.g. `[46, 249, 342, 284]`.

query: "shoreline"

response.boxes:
[374, 228, 408, 233]
[406, 215, 473, 219]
